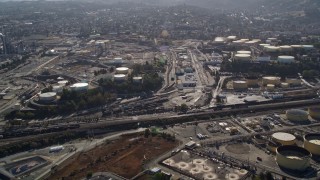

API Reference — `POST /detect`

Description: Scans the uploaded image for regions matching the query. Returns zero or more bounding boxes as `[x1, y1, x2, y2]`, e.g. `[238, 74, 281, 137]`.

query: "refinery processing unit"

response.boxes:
[0, 0, 320, 180]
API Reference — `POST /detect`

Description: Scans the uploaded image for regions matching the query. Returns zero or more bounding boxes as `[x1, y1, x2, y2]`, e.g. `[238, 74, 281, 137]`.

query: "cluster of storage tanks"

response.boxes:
[114, 67, 129, 82]
[232, 76, 301, 91]
[264, 132, 320, 171]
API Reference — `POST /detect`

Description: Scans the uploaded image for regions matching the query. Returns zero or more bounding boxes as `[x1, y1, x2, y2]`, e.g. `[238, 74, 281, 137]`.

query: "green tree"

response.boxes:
[144, 129, 151, 138]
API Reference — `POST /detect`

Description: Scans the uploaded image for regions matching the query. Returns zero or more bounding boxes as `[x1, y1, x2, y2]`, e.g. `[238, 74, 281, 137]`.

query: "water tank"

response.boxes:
[259, 44, 270, 48]
[116, 67, 129, 74]
[262, 76, 280, 85]
[227, 36, 237, 40]
[308, 107, 320, 120]
[286, 109, 309, 122]
[276, 145, 311, 171]
[234, 54, 251, 61]
[272, 132, 296, 145]
[39, 92, 57, 102]
[277, 56, 295, 64]
[304, 133, 320, 156]
[266, 84, 275, 91]
[264, 46, 280, 52]
[285, 78, 301, 86]
[279, 45, 293, 52]
[280, 82, 289, 88]
[113, 74, 127, 82]
[291, 45, 303, 50]
[58, 80, 68, 86]
[233, 80, 248, 90]
[302, 45, 314, 50]
[236, 50, 251, 55]
[70, 83, 89, 92]
[133, 76, 143, 84]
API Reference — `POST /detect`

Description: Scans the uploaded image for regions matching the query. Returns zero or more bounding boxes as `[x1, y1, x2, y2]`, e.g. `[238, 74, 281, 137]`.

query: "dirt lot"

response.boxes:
[49, 133, 178, 180]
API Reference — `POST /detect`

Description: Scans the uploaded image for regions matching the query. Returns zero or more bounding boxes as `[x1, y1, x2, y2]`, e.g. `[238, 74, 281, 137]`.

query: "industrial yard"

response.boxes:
[0, 0, 320, 179]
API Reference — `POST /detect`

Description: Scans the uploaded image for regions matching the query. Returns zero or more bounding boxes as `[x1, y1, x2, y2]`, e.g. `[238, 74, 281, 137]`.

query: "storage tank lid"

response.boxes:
[272, 132, 295, 141]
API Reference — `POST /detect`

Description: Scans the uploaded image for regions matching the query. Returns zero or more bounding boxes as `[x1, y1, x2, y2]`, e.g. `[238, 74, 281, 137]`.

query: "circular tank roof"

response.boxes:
[133, 76, 142, 80]
[304, 133, 320, 145]
[272, 132, 295, 141]
[233, 80, 247, 83]
[286, 109, 308, 116]
[263, 76, 280, 80]
[235, 54, 250, 57]
[277, 145, 311, 157]
[40, 92, 57, 97]
[278, 55, 294, 59]
[71, 83, 88, 87]
[58, 80, 68, 84]
[114, 74, 126, 78]
[237, 51, 251, 54]
[116, 67, 129, 71]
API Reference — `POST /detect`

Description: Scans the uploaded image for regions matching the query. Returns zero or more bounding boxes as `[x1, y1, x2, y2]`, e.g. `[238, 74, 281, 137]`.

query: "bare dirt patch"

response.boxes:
[49, 133, 178, 180]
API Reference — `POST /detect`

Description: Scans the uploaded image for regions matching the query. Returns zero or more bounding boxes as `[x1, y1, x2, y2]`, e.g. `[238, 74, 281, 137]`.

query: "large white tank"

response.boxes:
[302, 45, 314, 50]
[259, 44, 270, 48]
[277, 56, 295, 64]
[308, 106, 320, 120]
[264, 46, 280, 52]
[266, 84, 275, 91]
[262, 76, 280, 85]
[39, 92, 57, 102]
[234, 54, 251, 61]
[279, 45, 293, 52]
[133, 76, 143, 84]
[233, 80, 248, 90]
[116, 67, 129, 74]
[70, 83, 89, 92]
[304, 133, 320, 156]
[286, 109, 309, 122]
[214, 37, 225, 43]
[280, 82, 289, 88]
[236, 50, 251, 55]
[227, 36, 237, 40]
[113, 74, 127, 82]
[291, 45, 303, 49]
[272, 132, 296, 145]
[285, 78, 301, 86]
[58, 80, 68, 86]
[276, 145, 311, 171]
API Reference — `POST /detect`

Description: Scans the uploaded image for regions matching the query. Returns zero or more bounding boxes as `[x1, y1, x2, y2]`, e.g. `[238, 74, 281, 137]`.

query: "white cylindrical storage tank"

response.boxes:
[272, 132, 296, 145]
[304, 133, 320, 156]
[70, 83, 89, 92]
[227, 36, 237, 40]
[280, 82, 289, 88]
[266, 84, 275, 91]
[39, 92, 57, 102]
[291, 45, 303, 49]
[276, 145, 311, 171]
[302, 45, 314, 50]
[116, 67, 129, 74]
[113, 74, 127, 82]
[234, 54, 251, 61]
[308, 107, 320, 120]
[214, 37, 225, 43]
[52, 85, 63, 93]
[286, 109, 309, 122]
[285, 78, 301, 86]
[233, 80, 248, 90]
[264, 46, 280, 52]
[277, 56, 295, 64]
[240, 39, 249, 42]
[58, 80, 68, 86]
[280, 45, 293, 52]
[259, 44, 270, 48]
[262, 76, 280, 85]
[133, 76, 143, 84]
[236, 50, 251, 55]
